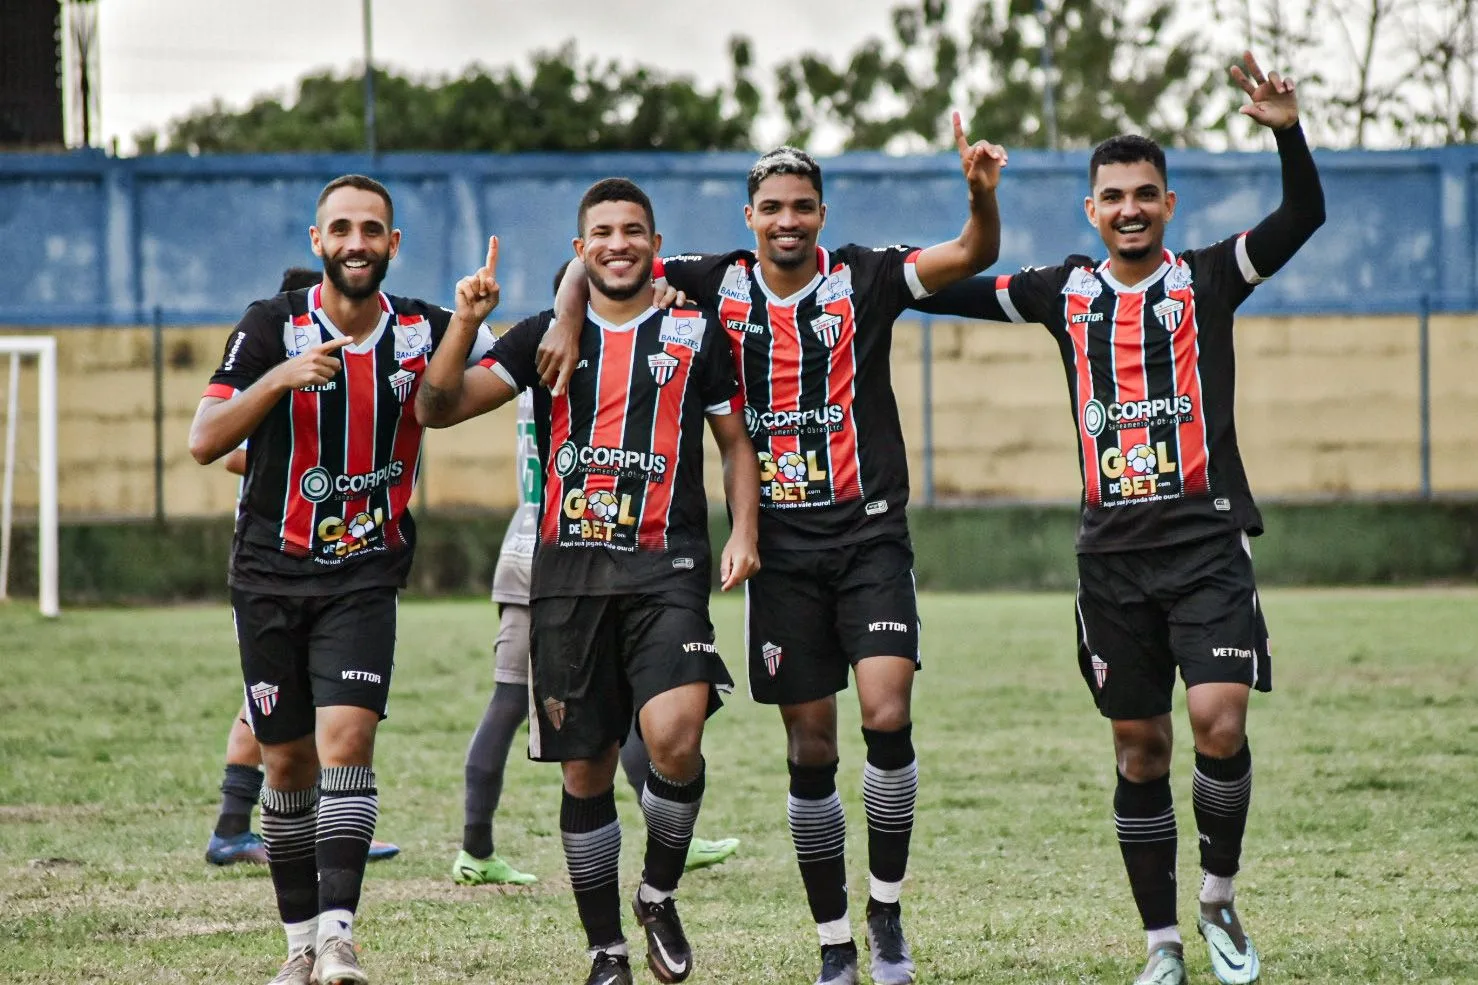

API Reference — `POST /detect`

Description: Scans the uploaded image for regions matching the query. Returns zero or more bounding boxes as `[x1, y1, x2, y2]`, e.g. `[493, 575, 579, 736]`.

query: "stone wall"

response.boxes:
[0, 313, 1473, 517]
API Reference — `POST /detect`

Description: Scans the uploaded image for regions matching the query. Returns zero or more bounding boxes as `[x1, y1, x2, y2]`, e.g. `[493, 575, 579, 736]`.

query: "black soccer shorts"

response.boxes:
[1074, 532, 1272, 720]
[232, 586, 397, 745]
[527, 593, 732, 763]
[745, 535, 922, 706]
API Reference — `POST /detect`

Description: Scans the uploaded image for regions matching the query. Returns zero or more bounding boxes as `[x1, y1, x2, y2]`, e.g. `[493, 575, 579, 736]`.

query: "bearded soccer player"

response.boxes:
[911, 54, 1325, 985]
[189, 176, 490, 985]
[539, 116, 1004, 985]
[417, 178, 760, 985]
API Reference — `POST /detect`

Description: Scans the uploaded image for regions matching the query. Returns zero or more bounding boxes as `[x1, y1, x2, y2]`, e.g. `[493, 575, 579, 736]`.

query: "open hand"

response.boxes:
[1230, 51, 1299, 130]
[454, 236, 501, 324]
[954, 111, 1007, 193]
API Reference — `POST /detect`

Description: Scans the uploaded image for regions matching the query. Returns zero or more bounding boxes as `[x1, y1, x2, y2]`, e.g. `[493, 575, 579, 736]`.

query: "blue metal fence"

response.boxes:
[0, 145, 1474, 325]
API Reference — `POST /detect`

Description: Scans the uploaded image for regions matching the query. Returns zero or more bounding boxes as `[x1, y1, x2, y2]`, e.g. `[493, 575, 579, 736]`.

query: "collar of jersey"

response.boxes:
[585, 303, 659, 333]
[752, 246, 827, 306]
[1096, 248, 1174, 294]
[309, 284, 392, 353]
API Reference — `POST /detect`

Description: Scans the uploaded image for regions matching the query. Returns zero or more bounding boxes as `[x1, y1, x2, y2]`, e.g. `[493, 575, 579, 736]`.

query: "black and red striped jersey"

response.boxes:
[205, 285, 478, 594]
[653, 245, 930, 551]
[915, 236, 1266, 553]
[478, 305, 740, 603]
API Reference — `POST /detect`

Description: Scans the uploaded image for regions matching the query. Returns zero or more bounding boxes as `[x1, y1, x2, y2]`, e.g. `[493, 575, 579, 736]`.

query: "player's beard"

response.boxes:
[588, 255, 653, 302]
[323, 251, 390, 301]
[1117, 244, 1155, 262]
[764, 233, 813, 270]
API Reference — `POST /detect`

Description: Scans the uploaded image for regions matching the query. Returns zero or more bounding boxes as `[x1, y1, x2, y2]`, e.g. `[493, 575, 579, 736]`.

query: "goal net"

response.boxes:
[0, 337, 59, 617]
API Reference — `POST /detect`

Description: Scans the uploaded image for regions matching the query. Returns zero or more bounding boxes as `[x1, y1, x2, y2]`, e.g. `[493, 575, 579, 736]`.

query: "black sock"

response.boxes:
[260, 785, 319, 926]
[462, 682, 528, 857]
[788, 759, 849, 930]
[561, 787, 623, 950]
[1114, 771, 1179, 930]
[861, 724, 917, 908]
[215, 763, 263, 838]
[640, 760, 705, 894]
[1193, 741, 1252, 880]
[316, 765, 378, 930]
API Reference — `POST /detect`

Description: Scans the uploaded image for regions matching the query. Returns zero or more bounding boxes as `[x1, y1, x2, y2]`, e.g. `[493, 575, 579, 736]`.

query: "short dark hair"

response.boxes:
[577, 178, 655, 236]
[747, 146, 823, 201]
[278, 266, 319, 293]
[552, 259, 572, 298]
[317, 174, 394, 226]
[1089, 135, 1167, 187]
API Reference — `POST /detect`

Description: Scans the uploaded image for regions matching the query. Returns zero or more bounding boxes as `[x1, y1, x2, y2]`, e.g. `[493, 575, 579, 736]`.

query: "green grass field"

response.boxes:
[2, 589, 1476, 984]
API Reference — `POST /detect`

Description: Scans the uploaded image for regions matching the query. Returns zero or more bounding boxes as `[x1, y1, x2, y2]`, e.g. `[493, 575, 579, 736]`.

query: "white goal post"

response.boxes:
[0, 336, 58, 617]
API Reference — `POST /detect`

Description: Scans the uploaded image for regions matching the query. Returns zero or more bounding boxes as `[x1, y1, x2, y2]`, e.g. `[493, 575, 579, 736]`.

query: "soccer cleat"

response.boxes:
[205, 830, 269, 866]
[1134, 943, 1187, 985]
[815, 942, 860, 985]
[583, 950, 634, 985]
[450, 849, 537, 885]
[865, 903, 916, 985]
[1198, 900, 1260, 984]
[264, 948, 314, 985]
[367, 839, 400, 862]
[683, 836, 739, 871]
[632, 891, 693, 983]
[312, 936, 368, 985]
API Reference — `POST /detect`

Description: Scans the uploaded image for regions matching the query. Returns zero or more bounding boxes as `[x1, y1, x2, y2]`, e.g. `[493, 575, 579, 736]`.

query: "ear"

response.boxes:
[1083, 196, 1097, 228]
[743, 203, 755, 231]
[309, 226, 324, 258]
[573, 236, 587, 262]
[1164, 189, 1177, 222]
[387, 228, 402, 260]
[818, 203, 827, 229]
[651, 231, 662, 255]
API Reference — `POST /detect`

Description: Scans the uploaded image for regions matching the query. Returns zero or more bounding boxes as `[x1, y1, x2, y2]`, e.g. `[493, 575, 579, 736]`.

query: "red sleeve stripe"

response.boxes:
[652, 257, 667, 279]
[994, 276, 1026, 323]
[203, 383, 237, 400]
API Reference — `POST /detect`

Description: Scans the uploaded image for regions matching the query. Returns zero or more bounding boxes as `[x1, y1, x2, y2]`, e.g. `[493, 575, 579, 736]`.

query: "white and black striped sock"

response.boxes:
[862, 725, 918, 906]
[316, 765, 377, 945]
[639, 760, 705, 897]
[562, 787, 624, 951]
[260, 785, 320, 932]
[788, 759, 850, 944]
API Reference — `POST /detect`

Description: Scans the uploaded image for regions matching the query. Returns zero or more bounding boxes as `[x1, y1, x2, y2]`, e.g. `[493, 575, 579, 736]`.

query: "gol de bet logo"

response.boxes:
[757, 449, 827, 503]
[562, 487, 637, 543]
[316, 507, 383, 557]
[1099, 441, 1178, 499]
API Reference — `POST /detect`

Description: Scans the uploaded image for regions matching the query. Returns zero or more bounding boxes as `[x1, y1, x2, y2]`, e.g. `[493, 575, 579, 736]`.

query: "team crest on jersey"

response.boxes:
[1152, 296, 1186, 333]
[1090, 654, 1109, 689]
[283, 316, 316, 358]
[393, 317, 432, 361]
[647, 352, 679, 386]
[1062, 267, 1103, 299]
[816, 265, 854, 304]
[718, 264, 752, 302]
[1164, 261, 1193, 292]
[811, 313, 843, 348]
[761, 641, 784, 677]
[250, 681, 279, 716]
[388, 368, 416, 403]
[659, 313, 706, 351]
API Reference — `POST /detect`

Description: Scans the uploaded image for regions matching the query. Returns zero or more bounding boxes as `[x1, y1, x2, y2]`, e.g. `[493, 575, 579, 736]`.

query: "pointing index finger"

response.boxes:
[953, 110, 971, 156]
[485, 235, 499, 276]
[316, 335, 355, 352]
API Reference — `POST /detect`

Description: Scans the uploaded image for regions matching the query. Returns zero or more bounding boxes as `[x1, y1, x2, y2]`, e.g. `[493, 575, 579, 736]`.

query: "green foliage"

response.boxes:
[141, 41, 760, 154]
[3, 591, 1478, 982]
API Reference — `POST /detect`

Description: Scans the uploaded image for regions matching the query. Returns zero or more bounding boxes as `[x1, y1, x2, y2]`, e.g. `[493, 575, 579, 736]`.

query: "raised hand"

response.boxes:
[954, 111, 1007, 193]
[454, 235, 501, 324]
[1230, 51, 1299, 130]
[275, 335, 354, 390]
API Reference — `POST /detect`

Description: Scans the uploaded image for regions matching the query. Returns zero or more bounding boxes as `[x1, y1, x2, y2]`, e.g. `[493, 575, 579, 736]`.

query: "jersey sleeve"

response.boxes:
[476, 313, 547, 392]
[695, 309, 741, 416]
[1185, 237, 1259, 312]
[430, 305, 498, 368]
[835, 244, 930, 317]
[652, 252, 743, 303]
[204, 302, 285, 398]
[908, 264, 1068, 325]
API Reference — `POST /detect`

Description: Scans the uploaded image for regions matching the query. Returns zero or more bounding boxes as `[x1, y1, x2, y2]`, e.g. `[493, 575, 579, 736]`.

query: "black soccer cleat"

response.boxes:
[865, 901, 916, 984]
[583, 950, 633, 985]
[632, 891, 693, 983]
[815, 941, 860, 985]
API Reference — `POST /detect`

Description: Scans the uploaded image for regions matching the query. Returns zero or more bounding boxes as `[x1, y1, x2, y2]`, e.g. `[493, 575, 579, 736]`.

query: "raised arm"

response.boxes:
[1230, 51, 1326, 280]
[912, 112, 1007, 294]
[708, 410, 760, 591]
[417, 236, 518, 427]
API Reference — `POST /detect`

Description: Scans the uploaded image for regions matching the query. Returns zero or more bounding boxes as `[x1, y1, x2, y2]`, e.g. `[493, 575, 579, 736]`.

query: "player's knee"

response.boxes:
[1191, 718, 1247, 759]
[1114, 730, 1173, 782]
[859, 700, 910, 734]
[786, 726, 838, 766]
[643, 730, 703, 782]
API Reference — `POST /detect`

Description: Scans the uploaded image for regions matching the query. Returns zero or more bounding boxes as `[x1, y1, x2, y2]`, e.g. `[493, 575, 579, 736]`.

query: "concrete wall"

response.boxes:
[1, 313, 1473, 519]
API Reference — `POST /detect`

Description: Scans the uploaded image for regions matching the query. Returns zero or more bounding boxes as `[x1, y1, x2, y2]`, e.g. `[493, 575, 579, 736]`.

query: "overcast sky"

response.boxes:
[95, 0, 900, 151]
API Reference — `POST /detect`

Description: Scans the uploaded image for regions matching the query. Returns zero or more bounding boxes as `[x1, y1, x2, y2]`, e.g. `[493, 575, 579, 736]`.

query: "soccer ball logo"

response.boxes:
[1126, 444, 1157, 475]
[585, 489, 621, 523]
[347, 512, 376, 540]
[774, 451, 808, 484]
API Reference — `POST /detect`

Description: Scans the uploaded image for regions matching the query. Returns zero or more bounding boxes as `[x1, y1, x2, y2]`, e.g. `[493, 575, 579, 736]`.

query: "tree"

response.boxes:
[773, 0, 1232, 152]
[137, 40, 760, 154]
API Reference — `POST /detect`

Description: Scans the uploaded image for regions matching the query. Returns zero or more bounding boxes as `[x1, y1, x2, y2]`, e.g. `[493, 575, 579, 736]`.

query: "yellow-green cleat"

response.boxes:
[683, 836, 739, 872]
[451, 849, 537, 886]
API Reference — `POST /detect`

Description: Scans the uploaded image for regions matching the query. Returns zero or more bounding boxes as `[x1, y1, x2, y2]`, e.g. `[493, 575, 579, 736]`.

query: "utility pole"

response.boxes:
[1036, 0, 1059, 150]
[362, 0, 377, 157]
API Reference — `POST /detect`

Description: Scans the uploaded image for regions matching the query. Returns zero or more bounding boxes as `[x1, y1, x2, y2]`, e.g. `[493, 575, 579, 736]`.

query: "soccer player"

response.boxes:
[189, 176, 490, 985]
[910, 53, 1325, 985]
[539, 115, 1005, 985]
[416, 178, 761, 985]
[452, 262, 738, 888]
[206, 267, 399, 871]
